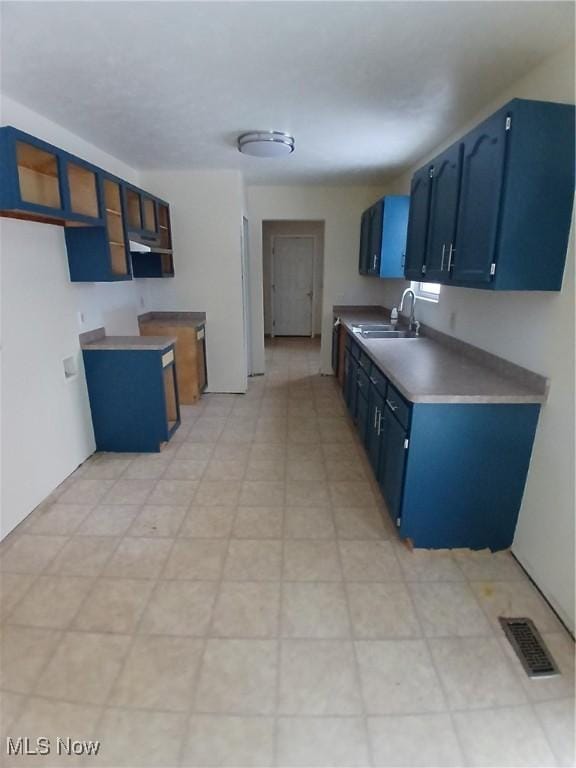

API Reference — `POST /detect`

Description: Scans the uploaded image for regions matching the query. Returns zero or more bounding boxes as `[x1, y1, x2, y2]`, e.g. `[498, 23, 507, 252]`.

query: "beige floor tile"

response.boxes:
[0, 690, 27, 734]
[285, 480, 330, 507]
[339, 541, 402, 582]
[163, 459, 208, 480]
[101, 479, 156, 505]
[395, 545, 465, 581]
[182, 715, 274, 767]
[58, 478, 115, 505]
[233, 507, 284, 539]
[180, 506, 236, 538]
[277, 717, 370, 767]
[410, 582, 492, 637]
[286, 459, 326, 482]
[76, 505, 139, 536]
[175, 443, 214, 461]
[213, 444, 252, 462]
[194, 480, 242, 506]
[279, 639, 362, 715]
[128, 505, 187, 537]
[284, 506, 335, 539]
[282, 582, 350, 638]
[322, 443, 361, 461]
[0, 534, 68, 574]
[250, 443, 286, 461]
[239, 481, 285, 507]
[110, 635, 203, 712]
[24, 503, 93, 535]
[204, 459, 247, 481]
[147, 480, 199, 506]
[105, 537, 173, 579]
[283, 540, 342, 581]
[81, 457, 133, 479]
[0, 625, 60, 693]
[453, 548, 527, 581]
[245, 459, 286, 481]
[356, 640, 445, 715]
[47, 536, 118, 577]
[36, 631, 131, 704]
[329, 481, 377, 507]
[122, 456, 170, 480]
[224, 540, 282, 581]
[195, 639, 277, 714]
[453, 705, 556, 767]
[163, 539, 227, 580]
[8, 575, 92, 629]
[211, 582, 280, 638]
[368, 713, 463, 767]
[11, 697, 101, 764]
[96, 707, 186, 767]
[140, 580, 217, 636]
[430, 636, 527, 709]
[324, 459, 368, 481]
[333, 507, 388, 540]
[347, 582, 420, 639]
[0, 572, 35, 620]
[535, 698, 575, 767]
[73, 578, 154, 633]
[471, 580, 565, 633]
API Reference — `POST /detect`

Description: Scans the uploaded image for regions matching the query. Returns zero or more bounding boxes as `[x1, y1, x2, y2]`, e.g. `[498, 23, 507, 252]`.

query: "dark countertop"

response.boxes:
[138, 311, 206, 328]
[334, 306, 547, 405]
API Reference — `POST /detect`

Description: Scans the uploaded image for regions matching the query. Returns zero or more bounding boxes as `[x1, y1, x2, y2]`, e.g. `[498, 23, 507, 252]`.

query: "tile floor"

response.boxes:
[0, 338, 574, 767]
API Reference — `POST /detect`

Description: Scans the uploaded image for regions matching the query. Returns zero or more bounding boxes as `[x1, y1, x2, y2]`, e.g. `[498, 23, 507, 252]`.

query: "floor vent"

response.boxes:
[499, 617, 560, 678]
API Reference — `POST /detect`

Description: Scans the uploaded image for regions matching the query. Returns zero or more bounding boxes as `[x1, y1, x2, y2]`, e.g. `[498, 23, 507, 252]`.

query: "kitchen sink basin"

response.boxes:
[360, 329, 416, 339]
[352, 323, 396, 332]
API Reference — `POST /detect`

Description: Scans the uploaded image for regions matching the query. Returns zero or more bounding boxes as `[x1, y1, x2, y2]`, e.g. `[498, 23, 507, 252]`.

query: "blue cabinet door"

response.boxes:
[404, 166, 432, 280]
[367, 387, 385, 473]
[378, 406, 408, 525]
[380, 196, 409, 279]
[358, 209, 371, 275]
[425, 144, 462, 283]
[367, 201, 383, 275]
[452, 110, 508, 284]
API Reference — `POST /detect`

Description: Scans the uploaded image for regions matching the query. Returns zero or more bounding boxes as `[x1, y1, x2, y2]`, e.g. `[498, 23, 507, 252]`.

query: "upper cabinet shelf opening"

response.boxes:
[404, 98, 575, 291]
[0, 125, 175, 282]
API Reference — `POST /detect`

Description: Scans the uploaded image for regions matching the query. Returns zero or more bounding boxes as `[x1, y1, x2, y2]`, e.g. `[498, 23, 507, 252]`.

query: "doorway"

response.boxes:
[262, 220, 325, 339]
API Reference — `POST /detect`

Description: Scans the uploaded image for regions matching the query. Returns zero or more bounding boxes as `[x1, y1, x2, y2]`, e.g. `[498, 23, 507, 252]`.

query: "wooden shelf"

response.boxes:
[16, 141, 61, 209]
[106, 208, 121, 216]
[67, 162, 99, 218]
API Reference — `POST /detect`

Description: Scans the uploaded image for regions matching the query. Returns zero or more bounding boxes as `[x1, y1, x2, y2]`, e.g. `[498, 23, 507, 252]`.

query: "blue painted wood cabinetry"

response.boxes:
[0, 125, 174, 282]
[83, 344, 180, 452]
[336, 329, 541, 550]
[358, 196, 409, 279]
[405, 98, 575, 290]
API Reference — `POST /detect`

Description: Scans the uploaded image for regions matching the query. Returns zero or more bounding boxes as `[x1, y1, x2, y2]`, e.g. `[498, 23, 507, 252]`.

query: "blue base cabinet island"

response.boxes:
[405, 98, 575, 290]
[340, 327, 542, 551]
[82, 335, 180, 452]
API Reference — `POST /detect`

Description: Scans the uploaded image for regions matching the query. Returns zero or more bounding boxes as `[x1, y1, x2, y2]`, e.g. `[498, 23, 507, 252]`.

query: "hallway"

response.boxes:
[0, 338, 573, 767]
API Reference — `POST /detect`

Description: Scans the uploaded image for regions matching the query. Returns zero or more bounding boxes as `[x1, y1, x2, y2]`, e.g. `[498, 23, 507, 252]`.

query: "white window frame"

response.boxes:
[411, 280, 441, 303]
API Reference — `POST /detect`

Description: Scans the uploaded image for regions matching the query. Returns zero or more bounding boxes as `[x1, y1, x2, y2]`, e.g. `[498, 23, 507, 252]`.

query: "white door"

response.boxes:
[272, 236, 314, 336]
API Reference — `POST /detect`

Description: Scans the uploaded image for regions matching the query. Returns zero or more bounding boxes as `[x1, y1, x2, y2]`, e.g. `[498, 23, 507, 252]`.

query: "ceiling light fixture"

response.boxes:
[237, 131, 295, 158]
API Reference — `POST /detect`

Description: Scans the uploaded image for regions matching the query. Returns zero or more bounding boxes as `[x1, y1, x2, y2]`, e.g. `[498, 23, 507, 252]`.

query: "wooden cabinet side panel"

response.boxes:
[139, 322, 200, 404]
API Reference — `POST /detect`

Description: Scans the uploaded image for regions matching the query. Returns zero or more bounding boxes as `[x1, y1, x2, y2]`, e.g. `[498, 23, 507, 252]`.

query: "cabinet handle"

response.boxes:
[372, 254, 377, 271]
[440, 243, 446, 271]
[370, 376, 378, 386]
[447, 243, 455, 270]
[386, 398, 398, 412]
[373, 406, 380, 428]
[377, 412, 384, 436]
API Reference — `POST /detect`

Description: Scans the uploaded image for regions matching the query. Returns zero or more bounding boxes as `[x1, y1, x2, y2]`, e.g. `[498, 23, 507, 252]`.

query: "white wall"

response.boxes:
[262, 220, 324, 336]
[247, 186, 392, 374]
[138, 170, 247, 393]
[380, 45, 576, 631]
[1, 95, 144, 538]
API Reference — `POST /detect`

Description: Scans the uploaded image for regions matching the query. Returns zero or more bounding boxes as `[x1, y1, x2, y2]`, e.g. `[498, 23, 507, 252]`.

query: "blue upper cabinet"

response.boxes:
[358, 195, 409, 279]
[404, 166, 432, 281]
[405, 98, 575, 290]
[0, 127, 103, 226]
[0, 125, 175, 281]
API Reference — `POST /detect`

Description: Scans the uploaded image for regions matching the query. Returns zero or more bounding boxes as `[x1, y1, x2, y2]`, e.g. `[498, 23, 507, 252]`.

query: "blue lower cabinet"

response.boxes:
[83, 345, 180, 452]
[343, 331, 541, 551]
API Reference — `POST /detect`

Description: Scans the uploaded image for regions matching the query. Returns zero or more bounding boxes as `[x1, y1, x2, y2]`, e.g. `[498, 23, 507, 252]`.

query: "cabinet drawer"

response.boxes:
[358, 350, 372, 375]
[369, 367, 387, 398]
[347, 335, 360, 360]
[385, 383, 411, 430]
[357, 366, 370, 397]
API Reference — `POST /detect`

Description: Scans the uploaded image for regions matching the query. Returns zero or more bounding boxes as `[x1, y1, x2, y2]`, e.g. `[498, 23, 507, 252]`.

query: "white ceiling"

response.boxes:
[1, 1, 573, 184]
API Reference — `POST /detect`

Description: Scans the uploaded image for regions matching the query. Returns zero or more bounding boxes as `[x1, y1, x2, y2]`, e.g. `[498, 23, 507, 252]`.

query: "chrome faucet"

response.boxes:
[398, 288, 419, 334]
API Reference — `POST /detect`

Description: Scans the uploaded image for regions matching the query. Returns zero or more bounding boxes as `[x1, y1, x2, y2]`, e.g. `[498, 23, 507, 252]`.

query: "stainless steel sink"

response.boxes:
[352, 323, 396, 332]
[360, 329, 416, 339]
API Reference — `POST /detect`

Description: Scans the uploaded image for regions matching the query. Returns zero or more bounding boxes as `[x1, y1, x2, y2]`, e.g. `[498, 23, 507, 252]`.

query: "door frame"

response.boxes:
[270, 234, 317, 338]
[240, 216, 252, 377]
